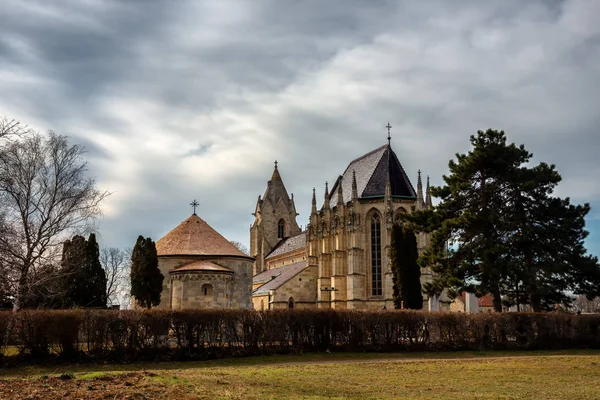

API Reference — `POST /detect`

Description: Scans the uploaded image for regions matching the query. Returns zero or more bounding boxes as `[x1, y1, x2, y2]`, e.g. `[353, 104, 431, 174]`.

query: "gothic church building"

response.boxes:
[251, 140, 448, 311]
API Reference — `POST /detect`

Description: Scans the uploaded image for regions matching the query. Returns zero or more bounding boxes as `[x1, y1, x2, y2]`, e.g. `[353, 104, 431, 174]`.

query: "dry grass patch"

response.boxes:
[1, 352, 599, 399]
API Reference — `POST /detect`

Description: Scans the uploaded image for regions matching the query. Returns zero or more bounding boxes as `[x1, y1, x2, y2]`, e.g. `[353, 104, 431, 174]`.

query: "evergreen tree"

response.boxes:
[85, 233, 107, 308]
[130, 235, 163, 309]
[401, 227, 423, 309]
[390, 224, 404, 309]
[390, 224, 423, 309]
[61, 234, 107, 308]
[61, 235, 88, 308]
[409, 129, 600, 312]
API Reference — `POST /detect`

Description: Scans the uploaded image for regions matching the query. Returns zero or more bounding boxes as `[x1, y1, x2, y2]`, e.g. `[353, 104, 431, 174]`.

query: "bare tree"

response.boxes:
[0, 117, 32, 141]
[571, 295, 600, 314]
[0, 130, 109, 310]
[230, 240, 249, 256]
[100, 247, 131, 308]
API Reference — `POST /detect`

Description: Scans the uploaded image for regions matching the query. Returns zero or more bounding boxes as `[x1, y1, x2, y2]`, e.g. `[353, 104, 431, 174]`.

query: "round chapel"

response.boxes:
[154, 213, 254, 310]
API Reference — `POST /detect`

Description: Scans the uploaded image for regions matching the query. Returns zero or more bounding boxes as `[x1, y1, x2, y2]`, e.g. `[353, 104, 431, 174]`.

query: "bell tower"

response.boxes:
[250, 161, 301, 275]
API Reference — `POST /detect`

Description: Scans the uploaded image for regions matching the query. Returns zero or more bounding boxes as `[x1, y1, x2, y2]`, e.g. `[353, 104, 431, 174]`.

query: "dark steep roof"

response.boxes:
[329, 144, 416, 204]
[265, 232, 307, 259]
[252, 261, 307, 295]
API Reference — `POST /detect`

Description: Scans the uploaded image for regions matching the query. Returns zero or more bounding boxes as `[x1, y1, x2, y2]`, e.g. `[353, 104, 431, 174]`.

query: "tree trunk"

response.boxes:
[491, 284, 503, 312]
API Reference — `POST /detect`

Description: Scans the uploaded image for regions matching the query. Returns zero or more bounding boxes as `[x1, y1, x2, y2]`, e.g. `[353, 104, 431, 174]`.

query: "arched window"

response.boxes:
[278, 219, 285, 239]
[288, 297, 295, 309]
[201, 284, 213, 296]
[260, 299, 265, 311]
[370, 214, 382, 296]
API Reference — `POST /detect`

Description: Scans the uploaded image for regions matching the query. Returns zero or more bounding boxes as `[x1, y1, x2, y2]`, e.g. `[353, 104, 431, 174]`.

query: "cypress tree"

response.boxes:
[130, 235, 163, 309]
[85, 233, 107, 308]
[390, 224, 404, 309]
[62, 234, 107, 308]
[390, 224, 423, 309]
[61, 235, 88, 308]
[401, 227, 423, 309]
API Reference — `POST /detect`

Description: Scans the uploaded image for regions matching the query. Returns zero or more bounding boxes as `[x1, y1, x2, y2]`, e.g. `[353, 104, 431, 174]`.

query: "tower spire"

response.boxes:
[351, 170, 358, 202]
[426, 175, 432, 209]
[311, 187, 317, 215]
[337, 176, 344, 206]
[323, 181, 330, 209]
[416, 170, 424, 210]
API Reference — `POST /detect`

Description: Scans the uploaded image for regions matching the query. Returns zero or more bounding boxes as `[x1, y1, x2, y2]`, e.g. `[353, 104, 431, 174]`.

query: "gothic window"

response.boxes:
[278, 219, 285, 239]
[288, 297, 295, 309]
[370, 214, 382, 296]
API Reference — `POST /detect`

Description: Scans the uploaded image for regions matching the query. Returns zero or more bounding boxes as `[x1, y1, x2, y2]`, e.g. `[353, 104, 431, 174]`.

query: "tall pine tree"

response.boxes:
[409, 129, 600, 312]
[130, 235, 163, 309]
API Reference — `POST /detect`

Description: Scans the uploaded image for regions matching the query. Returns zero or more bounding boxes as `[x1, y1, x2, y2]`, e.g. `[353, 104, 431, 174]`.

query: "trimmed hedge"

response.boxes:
[0, 309, 598, 363]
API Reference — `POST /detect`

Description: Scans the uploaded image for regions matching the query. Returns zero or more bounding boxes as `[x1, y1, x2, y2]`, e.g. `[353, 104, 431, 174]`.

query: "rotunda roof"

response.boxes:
[156, 213, 249, 258]
[170, 260, 233, 274]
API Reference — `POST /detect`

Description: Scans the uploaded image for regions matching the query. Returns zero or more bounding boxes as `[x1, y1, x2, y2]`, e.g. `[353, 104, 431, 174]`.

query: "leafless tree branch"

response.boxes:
[0, 126, 110, 310]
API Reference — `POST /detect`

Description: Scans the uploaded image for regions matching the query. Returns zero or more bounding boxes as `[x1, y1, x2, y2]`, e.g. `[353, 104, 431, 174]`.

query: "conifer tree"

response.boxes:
[390, 224, 423, 309]
[85, 233, 107, 308]
[61, 235, 88, 308]
[61, 234, 107, 308]
[401, 227, 423, 309]
[409, 129, 600, 312]
[390, 224, 404, 309]
[130, 235, 163, 309]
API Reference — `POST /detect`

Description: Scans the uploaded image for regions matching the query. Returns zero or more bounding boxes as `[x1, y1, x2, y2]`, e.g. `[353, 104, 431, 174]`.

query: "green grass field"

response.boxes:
[1, 351, 599, 399]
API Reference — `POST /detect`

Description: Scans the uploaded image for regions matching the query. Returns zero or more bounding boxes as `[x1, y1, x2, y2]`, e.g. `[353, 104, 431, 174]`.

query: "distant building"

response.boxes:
[450, 292, 495, 313]
[153, 213, 254, 309]
[251, 138, 451, 310]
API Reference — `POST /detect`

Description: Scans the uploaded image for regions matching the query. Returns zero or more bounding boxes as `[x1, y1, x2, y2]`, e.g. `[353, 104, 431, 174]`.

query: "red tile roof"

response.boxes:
[156, 214, 250, 258]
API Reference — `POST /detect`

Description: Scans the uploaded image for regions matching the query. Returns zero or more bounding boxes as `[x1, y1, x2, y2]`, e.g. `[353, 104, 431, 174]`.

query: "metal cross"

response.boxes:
[274, 160, 278, 169]
[190, 199, 199, 214]
[386, 122, 392, 144]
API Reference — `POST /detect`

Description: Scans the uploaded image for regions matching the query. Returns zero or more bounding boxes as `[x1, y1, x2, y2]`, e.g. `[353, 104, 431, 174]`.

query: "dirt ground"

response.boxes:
[0, 372, 176, 400]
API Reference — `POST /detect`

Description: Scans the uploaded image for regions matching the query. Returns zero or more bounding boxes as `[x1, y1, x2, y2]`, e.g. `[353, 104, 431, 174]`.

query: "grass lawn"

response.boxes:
[1, 350, 599, 399]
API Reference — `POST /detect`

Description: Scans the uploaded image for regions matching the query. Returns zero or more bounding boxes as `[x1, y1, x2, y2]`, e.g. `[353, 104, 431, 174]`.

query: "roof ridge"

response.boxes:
[342, 144, 387, 174]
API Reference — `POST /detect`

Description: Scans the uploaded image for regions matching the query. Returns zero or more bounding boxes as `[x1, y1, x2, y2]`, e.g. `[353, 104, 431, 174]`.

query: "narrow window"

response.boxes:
[278, 219, 285, 239]
[288, 297, 295, 309]
[371, 214, 382, 296]
[201, 284, 213, 296]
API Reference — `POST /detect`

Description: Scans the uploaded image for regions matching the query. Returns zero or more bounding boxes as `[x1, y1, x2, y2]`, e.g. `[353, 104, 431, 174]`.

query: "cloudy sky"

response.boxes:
[1, 0, 599, 256]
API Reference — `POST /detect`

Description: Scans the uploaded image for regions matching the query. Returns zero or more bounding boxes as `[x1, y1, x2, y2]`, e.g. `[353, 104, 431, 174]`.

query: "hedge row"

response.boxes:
[0, 309, 598, 362]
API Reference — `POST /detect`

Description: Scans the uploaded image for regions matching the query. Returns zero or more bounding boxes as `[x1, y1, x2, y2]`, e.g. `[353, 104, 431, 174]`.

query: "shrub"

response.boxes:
[0, 309, 597, 363]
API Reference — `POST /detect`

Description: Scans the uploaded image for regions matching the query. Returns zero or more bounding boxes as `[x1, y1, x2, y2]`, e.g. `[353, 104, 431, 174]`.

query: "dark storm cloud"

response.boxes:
[1, 0, 599, 256]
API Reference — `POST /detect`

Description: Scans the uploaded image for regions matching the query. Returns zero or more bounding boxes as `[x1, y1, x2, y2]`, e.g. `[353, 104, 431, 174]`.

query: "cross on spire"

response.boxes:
[274, 160, 278, 169]
[190, 199, 199, 215]
[386, 122, 392, 145]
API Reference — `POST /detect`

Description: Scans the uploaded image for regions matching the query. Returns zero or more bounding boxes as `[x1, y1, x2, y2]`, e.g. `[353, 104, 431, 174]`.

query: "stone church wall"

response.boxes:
[155, 256, 253, 310]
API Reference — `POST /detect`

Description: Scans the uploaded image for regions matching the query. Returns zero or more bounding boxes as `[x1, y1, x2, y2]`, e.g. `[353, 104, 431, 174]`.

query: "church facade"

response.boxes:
[251, 141, 448, 311]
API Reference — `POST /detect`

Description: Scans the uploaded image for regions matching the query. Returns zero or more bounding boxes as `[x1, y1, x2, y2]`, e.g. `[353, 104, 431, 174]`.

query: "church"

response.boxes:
[251, 135, 449, 311]
[144, 131, 451, 312]
[152, 211, 254, 310]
